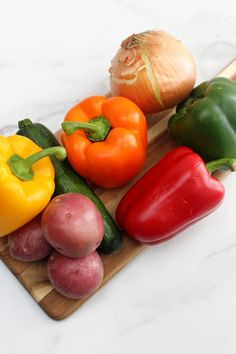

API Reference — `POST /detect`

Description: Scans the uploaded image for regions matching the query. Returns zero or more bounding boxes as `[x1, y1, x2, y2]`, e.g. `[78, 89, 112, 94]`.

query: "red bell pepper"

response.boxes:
[116, 147, 236, 244]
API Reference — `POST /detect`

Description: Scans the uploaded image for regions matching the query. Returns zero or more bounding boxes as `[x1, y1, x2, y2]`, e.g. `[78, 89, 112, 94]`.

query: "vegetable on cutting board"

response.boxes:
[41, 193, 104, 258]
[109, 30, 196, 114]
[0, 134, 66, 237]
[47, 250, 104, 300]
[61, 95, 147, 188]
[17, 119, 122, 254]
[8, 214, 52, 262]
[168, 77, 236, 162]
[116, 147, 236, 244]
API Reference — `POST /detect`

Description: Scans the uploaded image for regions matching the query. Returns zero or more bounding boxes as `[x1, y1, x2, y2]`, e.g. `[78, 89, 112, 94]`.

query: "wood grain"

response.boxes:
[0, 59, 235, 320]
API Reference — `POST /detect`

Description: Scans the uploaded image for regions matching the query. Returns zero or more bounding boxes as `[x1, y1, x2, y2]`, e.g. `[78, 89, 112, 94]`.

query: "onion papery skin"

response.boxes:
[109, 30, 197, 114]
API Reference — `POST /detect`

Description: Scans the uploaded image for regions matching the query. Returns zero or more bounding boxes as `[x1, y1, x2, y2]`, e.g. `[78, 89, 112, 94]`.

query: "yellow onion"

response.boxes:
[109, 30, 197, 114]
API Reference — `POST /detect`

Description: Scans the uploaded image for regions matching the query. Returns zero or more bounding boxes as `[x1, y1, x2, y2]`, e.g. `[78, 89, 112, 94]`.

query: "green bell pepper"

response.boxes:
[168, 77, 236, 162]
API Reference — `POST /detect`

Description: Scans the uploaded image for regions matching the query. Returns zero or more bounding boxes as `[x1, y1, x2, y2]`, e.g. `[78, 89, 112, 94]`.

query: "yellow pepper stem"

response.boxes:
[7, 146, 67, 181]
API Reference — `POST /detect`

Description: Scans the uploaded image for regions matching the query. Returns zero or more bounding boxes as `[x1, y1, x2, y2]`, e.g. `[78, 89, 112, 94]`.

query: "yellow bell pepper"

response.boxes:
[0, 134, 66, 237]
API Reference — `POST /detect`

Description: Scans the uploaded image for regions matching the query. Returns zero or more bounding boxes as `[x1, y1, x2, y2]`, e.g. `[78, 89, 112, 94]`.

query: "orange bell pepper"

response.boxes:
[61, 96, 147, 188]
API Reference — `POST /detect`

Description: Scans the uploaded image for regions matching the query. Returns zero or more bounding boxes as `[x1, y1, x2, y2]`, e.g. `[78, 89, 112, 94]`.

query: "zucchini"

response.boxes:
[17, 119, 122, 254]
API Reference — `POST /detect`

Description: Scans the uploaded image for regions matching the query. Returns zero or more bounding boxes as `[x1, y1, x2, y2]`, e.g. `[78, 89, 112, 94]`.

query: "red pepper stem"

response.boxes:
[7, 146, 67, 181]
[206, 158, 236, 175]
[62, 115, 110, 142]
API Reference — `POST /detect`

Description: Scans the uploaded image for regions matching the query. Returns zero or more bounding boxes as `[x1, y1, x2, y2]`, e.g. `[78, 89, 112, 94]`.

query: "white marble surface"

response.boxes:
[0, 0, 236, 353]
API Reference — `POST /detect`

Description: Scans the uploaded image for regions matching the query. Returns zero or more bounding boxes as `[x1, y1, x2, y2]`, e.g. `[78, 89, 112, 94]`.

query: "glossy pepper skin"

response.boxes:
[168, 77, 236, 162]
[116, 147, 228, 244]
[0, 135, 66, 237]
[61, 96, 147, 188]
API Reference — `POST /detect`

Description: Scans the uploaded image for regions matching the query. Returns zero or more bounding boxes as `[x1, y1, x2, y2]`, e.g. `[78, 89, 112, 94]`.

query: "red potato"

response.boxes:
[41, 193, 104, 258]
[8, 215, 52, 262]
[47, 250, 104, 299]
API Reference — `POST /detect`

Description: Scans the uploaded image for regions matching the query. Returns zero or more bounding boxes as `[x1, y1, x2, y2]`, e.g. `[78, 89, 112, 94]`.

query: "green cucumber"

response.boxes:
[17, 118, 122, 254]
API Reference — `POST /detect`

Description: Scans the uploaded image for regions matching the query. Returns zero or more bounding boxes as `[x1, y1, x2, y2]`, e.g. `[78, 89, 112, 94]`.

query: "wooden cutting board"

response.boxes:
[0, 59, 236, 320]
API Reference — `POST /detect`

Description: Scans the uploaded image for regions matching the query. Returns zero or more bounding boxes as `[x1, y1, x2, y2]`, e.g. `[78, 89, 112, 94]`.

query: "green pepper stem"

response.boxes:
[62, 115, 110, 142]
[8, 146, 67, 181]
[206, 158, 236, 175]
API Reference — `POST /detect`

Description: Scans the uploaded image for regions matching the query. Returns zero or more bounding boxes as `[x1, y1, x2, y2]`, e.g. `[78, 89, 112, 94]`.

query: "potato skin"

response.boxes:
[41, 193, 104, 258]
[47, 250, 104, 299]
[8, 215, 52, 262]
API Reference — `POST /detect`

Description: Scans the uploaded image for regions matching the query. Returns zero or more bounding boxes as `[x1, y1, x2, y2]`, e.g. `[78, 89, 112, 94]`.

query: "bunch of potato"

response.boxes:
[8, 193, 104, 299]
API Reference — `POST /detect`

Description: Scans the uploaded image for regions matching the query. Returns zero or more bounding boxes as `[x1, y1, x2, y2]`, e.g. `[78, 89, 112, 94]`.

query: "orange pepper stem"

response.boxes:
[7, 146, 67, 181]
[62, 115, 111, 142]
[206, 158, 236, 175]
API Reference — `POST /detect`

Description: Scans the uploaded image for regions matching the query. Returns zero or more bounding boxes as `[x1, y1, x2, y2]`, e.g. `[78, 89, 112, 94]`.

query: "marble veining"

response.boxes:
[203, 243, 236, 261]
